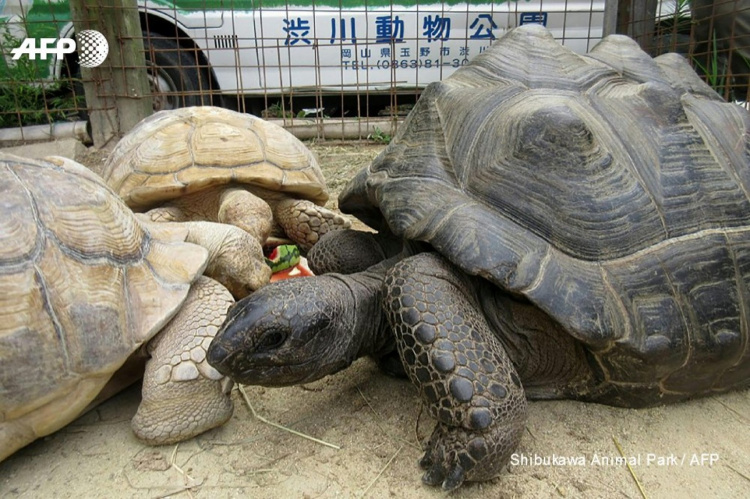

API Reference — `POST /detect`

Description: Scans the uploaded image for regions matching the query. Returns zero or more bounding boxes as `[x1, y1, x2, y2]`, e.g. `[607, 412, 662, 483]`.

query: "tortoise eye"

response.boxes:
[256, 330, 287, 352]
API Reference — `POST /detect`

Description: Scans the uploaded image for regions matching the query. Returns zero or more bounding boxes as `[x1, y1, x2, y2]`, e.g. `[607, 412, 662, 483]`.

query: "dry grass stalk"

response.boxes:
[238, 384, 340, 450]
[612, 436, 648, 499]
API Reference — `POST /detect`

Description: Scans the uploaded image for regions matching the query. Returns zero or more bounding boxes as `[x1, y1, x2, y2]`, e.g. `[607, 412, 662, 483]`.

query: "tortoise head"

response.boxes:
[207, 275, 363, 386]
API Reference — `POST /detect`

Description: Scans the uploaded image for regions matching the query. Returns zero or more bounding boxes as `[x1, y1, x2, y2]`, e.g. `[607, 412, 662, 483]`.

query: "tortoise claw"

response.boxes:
[420, 439, 466, 491]
[442, 464, 466, 491]
[418, 452, 434, 470]
[421, 463, 445, 486]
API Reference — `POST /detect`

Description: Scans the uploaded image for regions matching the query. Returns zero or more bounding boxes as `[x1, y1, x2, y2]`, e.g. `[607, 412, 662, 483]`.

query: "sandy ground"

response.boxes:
[1, 143, 750, 498]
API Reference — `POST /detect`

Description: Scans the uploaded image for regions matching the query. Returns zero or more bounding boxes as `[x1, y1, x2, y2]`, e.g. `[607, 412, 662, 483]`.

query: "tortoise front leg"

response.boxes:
[307, 229, 404, 275]
[384, 253, 527, 490]
[217, 187, 274, 242]
[274, 198, 351, 251]
[132, 276, 235, 445]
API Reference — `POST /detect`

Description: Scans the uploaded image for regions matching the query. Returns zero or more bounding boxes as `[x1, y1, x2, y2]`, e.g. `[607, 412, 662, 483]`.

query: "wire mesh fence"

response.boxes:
[0, 0, 748, 142]
[625, 0, 750, 103]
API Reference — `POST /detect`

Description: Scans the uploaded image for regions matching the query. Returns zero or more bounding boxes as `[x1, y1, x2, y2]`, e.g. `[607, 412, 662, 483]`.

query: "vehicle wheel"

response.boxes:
[143, 33, 213, 111]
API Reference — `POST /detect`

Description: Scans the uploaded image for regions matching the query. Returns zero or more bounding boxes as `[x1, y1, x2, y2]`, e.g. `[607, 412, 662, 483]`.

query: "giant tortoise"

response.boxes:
[207, 26, 750, 490]
[102, 106, 349, 297]
[0, 153, 262, 461]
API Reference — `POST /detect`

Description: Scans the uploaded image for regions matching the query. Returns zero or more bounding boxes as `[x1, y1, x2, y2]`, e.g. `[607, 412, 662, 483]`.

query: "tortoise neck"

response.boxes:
[333, 265, 394, 359]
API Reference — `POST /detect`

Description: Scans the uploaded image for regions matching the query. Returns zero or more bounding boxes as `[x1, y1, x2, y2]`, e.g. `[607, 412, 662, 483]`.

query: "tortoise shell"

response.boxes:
[339, 25, 750, 401]
[0, 154, 207, 460]
[102, 106, 329, 210]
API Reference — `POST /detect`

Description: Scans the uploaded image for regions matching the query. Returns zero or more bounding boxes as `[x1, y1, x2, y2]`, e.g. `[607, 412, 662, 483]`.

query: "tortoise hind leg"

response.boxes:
[131, 276, 235, 445]
[384, 253, 527, 490]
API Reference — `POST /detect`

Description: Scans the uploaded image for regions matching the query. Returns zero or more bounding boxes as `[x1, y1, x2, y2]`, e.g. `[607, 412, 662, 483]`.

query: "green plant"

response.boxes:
[674, 0, 691, 19]
[261, 101, 294, 119]
[655, 0, 691, 30]
[0, 30, 83, 128]
[367, 126, 391, 144]
[691, 31, 729, 97]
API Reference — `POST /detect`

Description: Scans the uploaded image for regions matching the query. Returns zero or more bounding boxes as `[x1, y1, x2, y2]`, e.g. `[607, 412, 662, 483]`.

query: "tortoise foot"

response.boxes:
[419, 420, 525, 490]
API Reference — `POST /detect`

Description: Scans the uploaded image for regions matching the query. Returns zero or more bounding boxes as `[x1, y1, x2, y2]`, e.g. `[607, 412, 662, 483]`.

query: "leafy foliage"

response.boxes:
[0, 30, 83, 128]
[367, 126, 392, 144]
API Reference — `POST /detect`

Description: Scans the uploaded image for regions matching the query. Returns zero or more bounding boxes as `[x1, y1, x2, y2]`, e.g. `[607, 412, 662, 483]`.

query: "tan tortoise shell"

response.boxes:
[102, 107, 330, 210]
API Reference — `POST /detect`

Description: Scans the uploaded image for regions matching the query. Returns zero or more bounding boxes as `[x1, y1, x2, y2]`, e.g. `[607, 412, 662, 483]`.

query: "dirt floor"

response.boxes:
[1, 142, 750, 498]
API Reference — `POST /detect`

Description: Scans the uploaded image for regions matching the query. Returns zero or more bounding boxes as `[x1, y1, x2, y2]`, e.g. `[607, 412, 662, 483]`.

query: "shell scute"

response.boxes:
[189, 119, 265, 166]
[0, 269, 65, 418]
[17, 163, 146, 263]
[0, 166, 38, 266]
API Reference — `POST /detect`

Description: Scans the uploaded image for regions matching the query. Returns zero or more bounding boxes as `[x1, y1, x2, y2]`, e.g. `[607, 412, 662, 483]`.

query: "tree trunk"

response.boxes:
[69, 0, 152, 147]
[617, 0, 658, 53]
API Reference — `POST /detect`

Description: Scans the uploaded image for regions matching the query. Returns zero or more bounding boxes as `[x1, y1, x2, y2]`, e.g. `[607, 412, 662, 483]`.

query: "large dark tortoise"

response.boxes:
[208, 25, 750, 490]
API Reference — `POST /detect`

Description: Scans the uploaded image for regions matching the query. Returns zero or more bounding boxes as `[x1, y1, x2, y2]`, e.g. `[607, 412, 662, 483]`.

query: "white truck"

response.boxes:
[1, 0, 607, 108]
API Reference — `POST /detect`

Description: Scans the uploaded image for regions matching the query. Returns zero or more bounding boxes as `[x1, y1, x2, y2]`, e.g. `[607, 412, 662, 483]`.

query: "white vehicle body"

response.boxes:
[163, 0, 606, 94]
[2, 0, 607, 95]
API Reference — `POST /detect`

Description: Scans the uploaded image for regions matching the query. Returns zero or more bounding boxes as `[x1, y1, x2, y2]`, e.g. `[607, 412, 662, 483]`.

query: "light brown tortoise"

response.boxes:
[102, 106, 349, 297]
[0, 153, 263, 461]
[208, 26, 750, 490]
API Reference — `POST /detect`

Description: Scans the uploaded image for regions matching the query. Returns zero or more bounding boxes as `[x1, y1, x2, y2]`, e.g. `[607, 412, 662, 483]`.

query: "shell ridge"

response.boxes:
[520, 246, 614, 347]
[30, 204, 151, 267]
[598, 264, 632, 345]
[120, 265, 137, 349]
[655, 116, 750, 235]
[520, 245, 552, 295]
[31, 263, 71, 372]
[654, 249, 693, 373]
[654, 53, 723, 99]
[599, 230, 745, 386]
[453, 92, 498, 191]
[603, 226, 750, 264]
[434, 91, 464, 191]
[188, 117, 197, 170]
[406, 197, 472, 242]
[7, 155, 149, 270]
[252, 123, 266, 164]
[40, 236, 141, 266]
